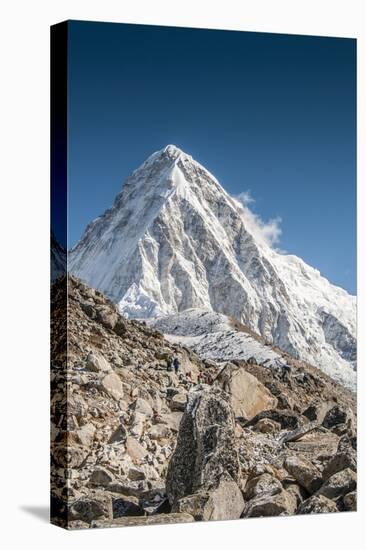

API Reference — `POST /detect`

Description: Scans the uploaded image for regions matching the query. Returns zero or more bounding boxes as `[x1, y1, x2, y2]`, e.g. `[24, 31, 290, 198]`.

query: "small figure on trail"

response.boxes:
[186, 371, 192, 381]
[173, 356, 181, 375]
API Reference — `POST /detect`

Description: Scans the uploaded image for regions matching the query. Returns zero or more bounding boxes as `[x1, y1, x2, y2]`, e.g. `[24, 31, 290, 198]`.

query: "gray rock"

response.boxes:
[322, 405, 352, 429]
[279, 420, 319, 445]
[246, 409, 302, 430]
[302, 401, 333, 423]
[69, 496, 110, 523]
[167, 386, 240, 502]
[316, 468, 356, 500]
[128, 467, 146, 481]
[112, 496, 143, 518]
[322, 449, 356, 480]
[244, 490, 297, 517]
[89, 467, 114, 487]
[297, 494, 338, 515]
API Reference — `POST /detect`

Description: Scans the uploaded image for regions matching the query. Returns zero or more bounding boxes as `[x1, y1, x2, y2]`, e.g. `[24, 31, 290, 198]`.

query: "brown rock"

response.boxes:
[284, 455, 322, 494]
[216, 363, 277, 420]
[244, 473, 282, 500]
[125, 436, 147, 464]
[343, 491, 357, 511]
[101, 372, 124, 401]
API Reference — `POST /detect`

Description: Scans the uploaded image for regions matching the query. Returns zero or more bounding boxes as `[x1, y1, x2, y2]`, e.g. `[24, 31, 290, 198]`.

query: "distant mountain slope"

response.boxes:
[69, 145, 356, 386]
[148, 309, 355, 390]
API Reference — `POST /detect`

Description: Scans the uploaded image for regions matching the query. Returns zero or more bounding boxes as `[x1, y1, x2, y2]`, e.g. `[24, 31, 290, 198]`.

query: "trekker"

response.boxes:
[173, 356, 180, 375]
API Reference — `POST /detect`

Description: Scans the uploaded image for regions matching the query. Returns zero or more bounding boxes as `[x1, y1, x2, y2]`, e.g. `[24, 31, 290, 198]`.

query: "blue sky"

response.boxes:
[67, 21, 356, 294]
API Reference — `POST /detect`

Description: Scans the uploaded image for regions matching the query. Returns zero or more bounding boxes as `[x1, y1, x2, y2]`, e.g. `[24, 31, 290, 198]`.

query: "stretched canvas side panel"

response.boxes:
[50, 20, 69, 529]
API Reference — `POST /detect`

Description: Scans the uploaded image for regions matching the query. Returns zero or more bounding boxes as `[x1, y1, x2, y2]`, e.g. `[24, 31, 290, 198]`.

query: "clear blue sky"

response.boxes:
[67, 21, 356, 294]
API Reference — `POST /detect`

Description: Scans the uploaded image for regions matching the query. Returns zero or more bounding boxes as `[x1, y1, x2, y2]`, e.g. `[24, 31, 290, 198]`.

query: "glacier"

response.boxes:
[69, 144, 356, 389]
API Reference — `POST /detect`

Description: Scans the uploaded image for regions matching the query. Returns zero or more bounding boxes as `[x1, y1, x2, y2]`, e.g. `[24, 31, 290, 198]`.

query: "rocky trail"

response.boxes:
[51, 276, 356, 529]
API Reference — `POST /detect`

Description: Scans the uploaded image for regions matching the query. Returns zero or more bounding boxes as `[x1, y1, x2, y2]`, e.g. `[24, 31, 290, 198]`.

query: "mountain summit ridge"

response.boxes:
[69, 145, 356, 388]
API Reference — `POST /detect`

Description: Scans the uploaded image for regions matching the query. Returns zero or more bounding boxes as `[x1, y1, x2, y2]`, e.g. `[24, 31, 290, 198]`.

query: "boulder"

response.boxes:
[215, 364, 277, 419]
[302, 401, 333, 423]
[174, 480, 244, 521]
[69, 496, 110, 523]
[112, 496, 143, 518]
[322, 449, 356, 480]
[297, 495, 338, 514]
[89, 467, 114, 487]
[244, 473, 282, 500]
[76, 423, 96, 447]
[202, 480, 244, 521]
[343, 491, 357, 511]
[246, 409, 302, 430]
[322, 405, 352, 429]
[101, 372, 124, 401]
[131, 397, 153, 418]
[169, 393, 187, 412]
[160, 412, 183, 432]
[166, 386, 240, 510]
[86, 351, 111, 373]
[128, 467, 146, 481]
[149, 423, 171, 441]
[316, 468, 356, 500]
[244, 490, 297, 517]
[125, 436, 148, 464]
[283, 482, 306, 507]
[284, 455, 322, 494]
[253, 418, 281, 434]
[95, 306, 118, 330]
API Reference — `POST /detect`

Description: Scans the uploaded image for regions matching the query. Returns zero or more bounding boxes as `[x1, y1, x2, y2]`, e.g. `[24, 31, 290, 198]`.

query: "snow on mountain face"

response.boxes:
[69, 144, 357, 388]
[148, 309, 288, 369]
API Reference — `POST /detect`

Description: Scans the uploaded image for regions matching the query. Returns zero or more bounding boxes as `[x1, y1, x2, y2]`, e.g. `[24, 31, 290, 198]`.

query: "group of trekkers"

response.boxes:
[166, 354, 213, 385]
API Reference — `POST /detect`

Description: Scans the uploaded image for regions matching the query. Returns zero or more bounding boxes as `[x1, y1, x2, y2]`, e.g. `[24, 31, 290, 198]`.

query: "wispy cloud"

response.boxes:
[236, 190, 255, 206]
[233, 190, 282, 248]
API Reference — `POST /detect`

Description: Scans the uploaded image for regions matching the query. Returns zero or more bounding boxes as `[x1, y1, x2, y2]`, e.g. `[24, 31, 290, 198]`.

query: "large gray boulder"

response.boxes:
[166, 386, 244, 520]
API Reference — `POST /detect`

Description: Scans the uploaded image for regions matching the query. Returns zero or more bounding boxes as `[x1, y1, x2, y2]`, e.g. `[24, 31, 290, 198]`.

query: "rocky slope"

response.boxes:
[68, 145, 356, 388]
[51, 276, 356, 529]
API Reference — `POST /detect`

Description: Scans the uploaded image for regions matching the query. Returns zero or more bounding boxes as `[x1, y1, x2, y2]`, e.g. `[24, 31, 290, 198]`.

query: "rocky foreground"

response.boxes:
[51, 276, 357, 529]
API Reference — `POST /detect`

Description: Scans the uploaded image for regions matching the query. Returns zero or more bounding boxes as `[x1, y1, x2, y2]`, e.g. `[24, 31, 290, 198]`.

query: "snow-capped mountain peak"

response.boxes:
[69, 145, 356, 388]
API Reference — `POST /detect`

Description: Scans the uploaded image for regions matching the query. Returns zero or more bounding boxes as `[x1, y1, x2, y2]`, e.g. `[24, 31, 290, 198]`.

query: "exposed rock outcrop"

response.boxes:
[166, 386, 244, 520]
